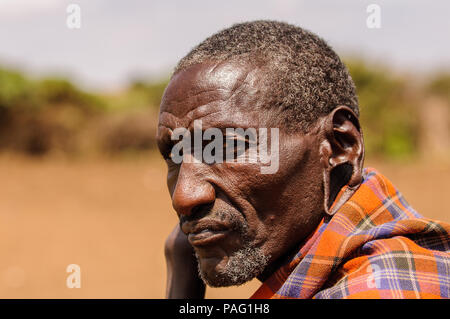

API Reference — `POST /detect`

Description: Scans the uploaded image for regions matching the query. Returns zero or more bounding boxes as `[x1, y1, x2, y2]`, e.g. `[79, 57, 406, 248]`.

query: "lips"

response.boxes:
[182, 219, 231, 247]
[188, 229, 228, 247]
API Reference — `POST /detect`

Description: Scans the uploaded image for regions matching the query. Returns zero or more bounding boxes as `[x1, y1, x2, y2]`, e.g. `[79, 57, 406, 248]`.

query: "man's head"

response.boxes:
[157, 20, 364, 287]
[175, 20, 359, 132]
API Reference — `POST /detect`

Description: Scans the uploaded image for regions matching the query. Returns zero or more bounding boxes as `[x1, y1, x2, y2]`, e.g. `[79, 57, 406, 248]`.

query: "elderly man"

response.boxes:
[158, 20, 450, 299]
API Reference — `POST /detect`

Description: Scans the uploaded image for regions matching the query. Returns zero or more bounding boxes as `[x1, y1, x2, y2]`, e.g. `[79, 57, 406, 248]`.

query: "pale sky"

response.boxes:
[0, 0, 449, 90]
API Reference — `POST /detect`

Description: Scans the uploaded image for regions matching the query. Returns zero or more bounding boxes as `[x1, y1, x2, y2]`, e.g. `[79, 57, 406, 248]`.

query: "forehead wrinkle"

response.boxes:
[166, 87, 229, 106]
[183, 77, 256, 129]
[160, 76, 264, 132]
[159, 62, 267, 136]
[162, 62, 256, 117]
[183, 98, 224, 124]
[161, 87, 231, 121]
[186, 109, 222, 130]
[159, 102, 222, 131]
[158, 111, 182, 129]
[200, 115, 255, 130]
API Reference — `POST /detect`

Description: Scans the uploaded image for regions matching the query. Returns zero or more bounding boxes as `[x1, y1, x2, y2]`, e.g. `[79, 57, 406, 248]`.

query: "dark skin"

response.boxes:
[158, 60, 364, 298]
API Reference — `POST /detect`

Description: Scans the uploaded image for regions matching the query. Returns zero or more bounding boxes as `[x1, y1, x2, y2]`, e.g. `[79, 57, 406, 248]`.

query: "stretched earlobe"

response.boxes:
[323, 162, 363, 216]
[320, 105, 365, 216]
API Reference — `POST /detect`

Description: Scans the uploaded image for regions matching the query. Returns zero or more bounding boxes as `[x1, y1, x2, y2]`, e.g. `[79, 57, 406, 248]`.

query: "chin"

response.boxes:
[196, 246, 270, 287]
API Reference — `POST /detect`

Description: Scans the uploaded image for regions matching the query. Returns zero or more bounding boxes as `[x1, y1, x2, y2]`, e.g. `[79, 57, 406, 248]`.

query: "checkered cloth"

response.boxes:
[251, 167, 450, 299]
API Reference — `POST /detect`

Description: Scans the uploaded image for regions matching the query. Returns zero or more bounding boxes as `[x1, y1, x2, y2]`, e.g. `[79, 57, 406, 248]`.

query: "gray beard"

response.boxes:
[196, 244, 269, 287]
[195, 214, 270, 287]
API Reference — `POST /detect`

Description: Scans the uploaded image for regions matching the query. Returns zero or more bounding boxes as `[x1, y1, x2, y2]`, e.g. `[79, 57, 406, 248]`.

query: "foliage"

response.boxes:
[346, 60, 420, 159]
[427, 73, 450, 103]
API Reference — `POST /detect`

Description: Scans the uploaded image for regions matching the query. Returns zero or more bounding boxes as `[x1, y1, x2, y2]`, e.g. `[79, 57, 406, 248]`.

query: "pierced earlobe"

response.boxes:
[319, 105, 365, 217]
[323, 162, 363, 216]
[322, 165, 332, 216]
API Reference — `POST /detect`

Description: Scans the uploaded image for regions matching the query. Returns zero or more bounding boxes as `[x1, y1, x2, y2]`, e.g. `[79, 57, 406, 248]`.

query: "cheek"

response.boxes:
[228, 147, 323, 256]
[209, 163, 275, 241]
[210, 162, 293, 246]
[257, 164, 324, 260]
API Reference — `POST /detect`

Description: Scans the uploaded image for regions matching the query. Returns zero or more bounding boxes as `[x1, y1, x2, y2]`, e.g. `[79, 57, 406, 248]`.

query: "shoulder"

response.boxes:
[314, 235, 450, 299]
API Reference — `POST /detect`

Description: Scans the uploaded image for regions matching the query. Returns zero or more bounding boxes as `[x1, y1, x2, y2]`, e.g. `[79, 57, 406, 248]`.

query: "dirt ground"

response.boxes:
[0, 154, 449, 298]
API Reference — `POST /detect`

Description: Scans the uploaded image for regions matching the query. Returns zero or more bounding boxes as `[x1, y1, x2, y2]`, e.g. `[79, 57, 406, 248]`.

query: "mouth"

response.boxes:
[188, 229, 229, 247]
[182, 218, 232, 247]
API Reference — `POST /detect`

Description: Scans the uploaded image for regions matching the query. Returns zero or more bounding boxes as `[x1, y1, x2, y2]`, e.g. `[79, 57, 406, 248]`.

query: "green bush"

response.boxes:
[129, 79, 169, 108]
[0, 68, 106, 155]
[427, 74, 450, 102]
[346, 60, 420, 159]
[0, 68, 36, 109]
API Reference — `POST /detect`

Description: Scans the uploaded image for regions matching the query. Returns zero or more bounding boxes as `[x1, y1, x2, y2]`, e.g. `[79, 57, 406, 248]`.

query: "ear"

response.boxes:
[319, 105, 365, 216]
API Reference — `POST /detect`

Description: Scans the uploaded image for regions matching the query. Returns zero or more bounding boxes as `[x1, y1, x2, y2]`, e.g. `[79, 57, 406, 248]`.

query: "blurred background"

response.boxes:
[0, 0, 449, 298]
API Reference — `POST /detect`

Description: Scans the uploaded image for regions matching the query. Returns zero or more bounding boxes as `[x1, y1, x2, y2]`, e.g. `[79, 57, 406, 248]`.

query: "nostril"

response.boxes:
[172, 193, 215, 217]
[190, 202, 214, 219]
[171, 176, 216, 216]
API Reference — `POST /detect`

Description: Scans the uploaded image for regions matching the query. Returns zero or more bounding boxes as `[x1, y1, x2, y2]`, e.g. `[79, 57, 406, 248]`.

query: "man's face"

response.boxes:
[157, 60, 325, 286]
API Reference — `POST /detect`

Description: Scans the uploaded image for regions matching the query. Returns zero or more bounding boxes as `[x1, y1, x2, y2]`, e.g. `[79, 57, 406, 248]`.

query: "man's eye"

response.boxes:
[162, 149, 173, 161]
[161, 141, 184, 163]
[165, 150, 183, 167]
[223, 137, 250, 159]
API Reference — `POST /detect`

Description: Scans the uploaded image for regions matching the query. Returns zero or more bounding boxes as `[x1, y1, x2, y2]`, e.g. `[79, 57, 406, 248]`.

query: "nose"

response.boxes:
[171, 164, 215, 217]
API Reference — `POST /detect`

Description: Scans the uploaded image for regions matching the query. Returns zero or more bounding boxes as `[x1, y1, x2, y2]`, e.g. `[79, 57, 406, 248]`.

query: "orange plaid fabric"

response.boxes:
[251, 168, 450, 299]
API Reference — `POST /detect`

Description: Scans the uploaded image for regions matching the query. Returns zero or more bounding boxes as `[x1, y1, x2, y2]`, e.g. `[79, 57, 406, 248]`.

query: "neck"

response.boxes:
[257, 243, 300, 282]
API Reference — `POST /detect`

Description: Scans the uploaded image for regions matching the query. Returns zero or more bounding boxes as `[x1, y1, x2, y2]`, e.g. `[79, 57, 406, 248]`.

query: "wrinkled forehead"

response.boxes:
[160, 61, 264, 120]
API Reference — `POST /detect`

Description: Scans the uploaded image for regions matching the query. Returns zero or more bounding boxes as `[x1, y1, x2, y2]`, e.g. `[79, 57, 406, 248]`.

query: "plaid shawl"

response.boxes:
[251, 167, 450, 299]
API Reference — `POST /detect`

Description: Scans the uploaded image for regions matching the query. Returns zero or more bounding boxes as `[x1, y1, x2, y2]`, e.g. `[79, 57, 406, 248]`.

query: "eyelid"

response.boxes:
[157, 127, 176, 160]
[160, 132, 255, 162]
